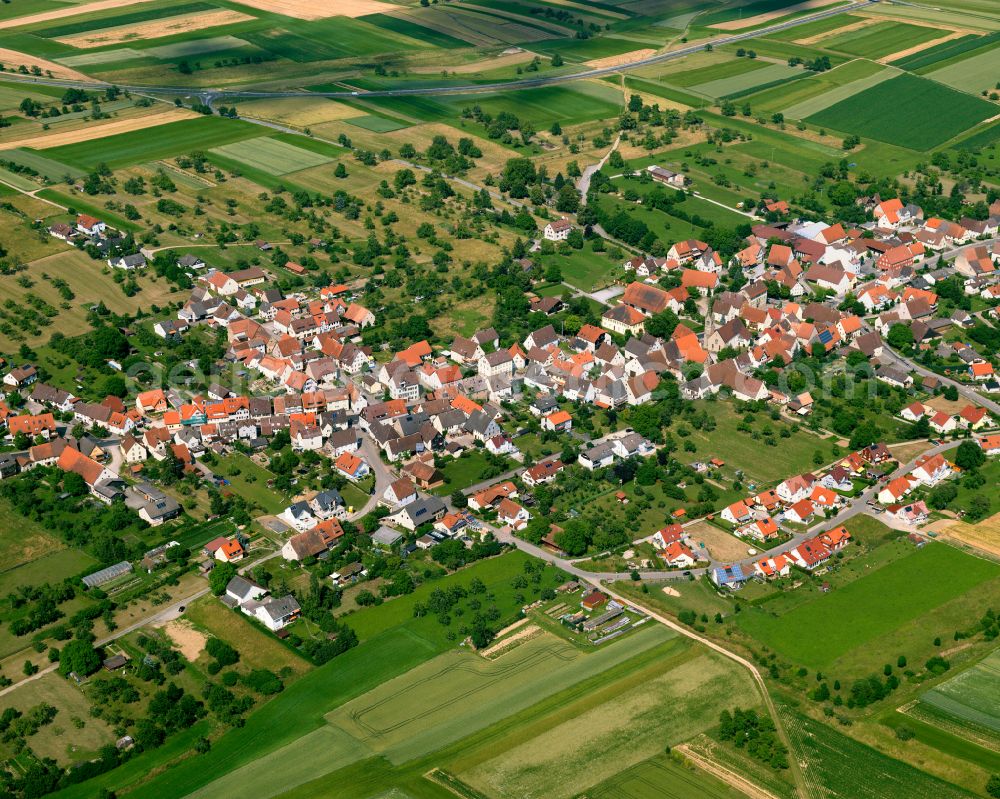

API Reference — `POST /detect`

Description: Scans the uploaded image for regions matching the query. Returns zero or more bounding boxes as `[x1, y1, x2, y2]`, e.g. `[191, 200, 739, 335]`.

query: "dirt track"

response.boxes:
[677, 743, 779, 799]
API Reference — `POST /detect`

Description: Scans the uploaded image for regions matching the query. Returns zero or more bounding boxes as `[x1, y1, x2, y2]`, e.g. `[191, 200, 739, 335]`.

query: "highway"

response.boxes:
[0, 0, 876, 101]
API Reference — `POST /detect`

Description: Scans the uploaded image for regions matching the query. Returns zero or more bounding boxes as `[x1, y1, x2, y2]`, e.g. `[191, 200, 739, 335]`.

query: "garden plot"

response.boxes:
[210, 136, 335, 175]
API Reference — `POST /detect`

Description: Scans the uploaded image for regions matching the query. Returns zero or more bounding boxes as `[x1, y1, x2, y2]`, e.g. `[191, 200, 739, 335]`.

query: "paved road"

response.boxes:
[487, 438, 964, 584]
[0, 1, 875, 100]
[577, 133, 621, 205]
[0, 545, 283, 699]
[350, 436, 394, 519]
[882, 345, 1000, 416]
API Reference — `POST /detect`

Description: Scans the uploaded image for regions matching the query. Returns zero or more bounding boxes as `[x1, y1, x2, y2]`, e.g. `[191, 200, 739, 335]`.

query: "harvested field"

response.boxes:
[925, 512, 1000, 558]
[684, 520, 752, 561]
[794, 16, 879, 45]
[877, 31, 967, 64]
[231, 0, 397, 20]
[0, 107, 195, 151]
[585, 48, 657, 68]
[238, 97, 363, 126]
[55, 9, 254, 49]
[411, 50, 536, 73]
[0, 0, 154, 30]
[710, 0, 839, 31]
[0, 48, 91, 81]
[161, 618, 207, 661]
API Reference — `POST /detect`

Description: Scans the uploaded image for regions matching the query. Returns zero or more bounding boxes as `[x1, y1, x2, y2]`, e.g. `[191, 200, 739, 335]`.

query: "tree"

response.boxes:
[986, 775, 1000, 798]
[63, 471, 88, 497]
[450, 490, 468, 509]
[955, 440, 985, 471]
[556, 183, 580, 213]
[58, 639, 101, 677]
[550, 53, 563, 67]
[554, 519, 590, 556]
[886, 323, 914, 351]
[209, 561, 236, 596]
[849, 421, 880, 450]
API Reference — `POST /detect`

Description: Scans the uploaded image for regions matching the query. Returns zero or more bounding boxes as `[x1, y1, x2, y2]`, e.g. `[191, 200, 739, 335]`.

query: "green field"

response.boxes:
[343, 551, 560, 645]
[783, 65, 899, 120]
[345, 114, 411, 133]
[0, 147, 85, 180]
[953, 120, 1000, 151]
[460, 644, 753, 799]
[807, 73, 997, 150]
[431, 449, 511, 495]
[28, 2, 217, 38]
[43, 117, 261, 170]
[928, 45, 1000, 93]
[210, 135, 334, 176]
[663, 57, 772, 88]
[693, 62, 804, 99]
[359, 82, 623, 128]
[215, 453, 289, 514]
[153, 623, 732, 799]
[241, 17, 434, 62]
[892, 32, 998, 70]
[589, 754, 747, 799]
[786, 710, 977, 799]
[819, 21, 945, 59]
[736, 544, 1000, 670]
[921, 648, 1000, 733]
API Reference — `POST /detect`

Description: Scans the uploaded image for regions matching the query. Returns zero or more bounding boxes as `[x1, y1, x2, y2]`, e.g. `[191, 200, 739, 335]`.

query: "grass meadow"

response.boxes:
[210, 135, 334, 176]
[807, 73, 997, 150]
[736, 543, 1000, 670]
[928, 45, 1000, 93]
[43, 117, 261, 170]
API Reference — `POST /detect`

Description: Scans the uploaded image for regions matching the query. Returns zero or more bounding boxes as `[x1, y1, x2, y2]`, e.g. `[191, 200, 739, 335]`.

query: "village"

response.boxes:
[0, 187, 998, 648]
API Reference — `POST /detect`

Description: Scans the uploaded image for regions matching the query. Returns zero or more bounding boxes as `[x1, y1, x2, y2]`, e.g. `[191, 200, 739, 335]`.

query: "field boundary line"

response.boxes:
[676, 744, 782, 799]
[597, 582, 813, 799]
[425, 768, 490, 799]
